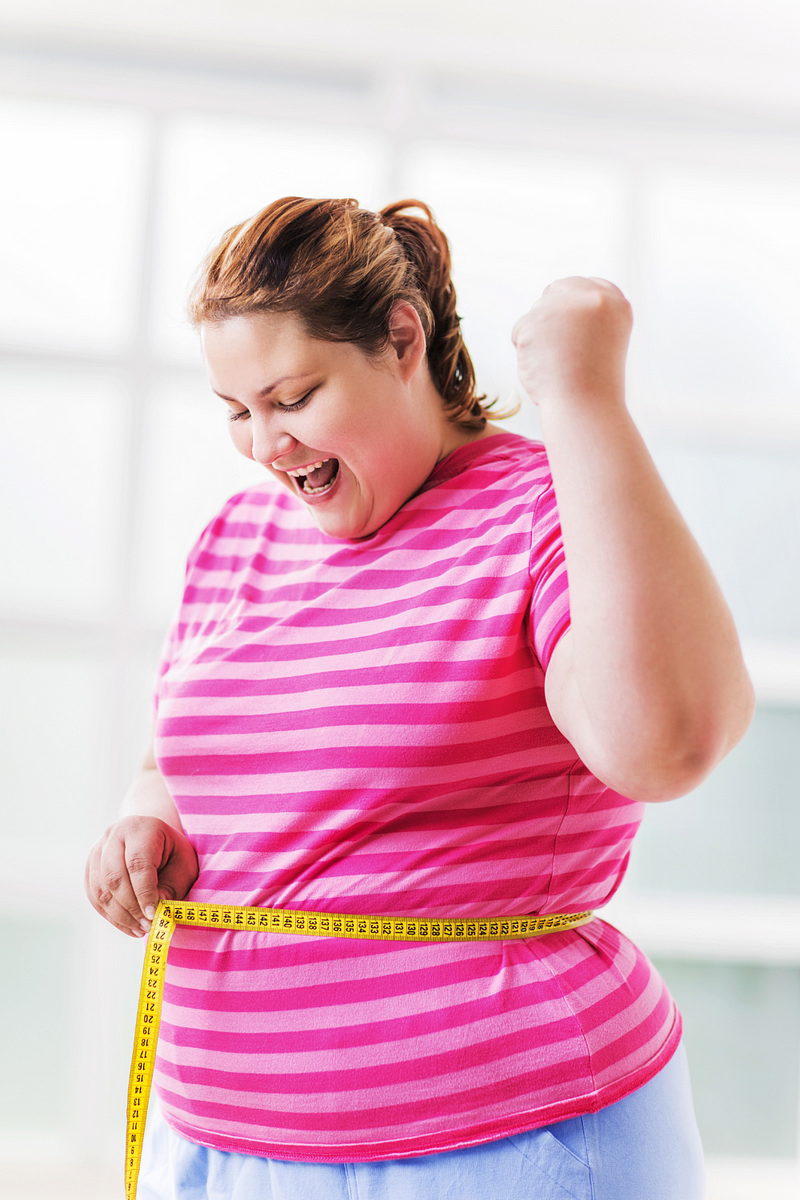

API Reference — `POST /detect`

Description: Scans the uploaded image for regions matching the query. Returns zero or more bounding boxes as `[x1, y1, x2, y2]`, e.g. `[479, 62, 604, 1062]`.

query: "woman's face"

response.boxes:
[201, 308, 484, 539]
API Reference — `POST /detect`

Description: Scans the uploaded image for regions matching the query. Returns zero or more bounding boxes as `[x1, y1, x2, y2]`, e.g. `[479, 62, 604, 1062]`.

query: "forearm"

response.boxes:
[120, 753, 184, 832]
[541, 393, 754, 798]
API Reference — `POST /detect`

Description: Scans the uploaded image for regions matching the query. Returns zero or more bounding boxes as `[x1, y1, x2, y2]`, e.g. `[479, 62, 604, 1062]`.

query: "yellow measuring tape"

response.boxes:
[126, 899, 594, 1198]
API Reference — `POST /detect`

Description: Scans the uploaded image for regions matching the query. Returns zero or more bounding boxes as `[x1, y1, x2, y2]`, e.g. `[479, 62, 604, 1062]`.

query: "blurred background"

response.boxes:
[1, 1, 800, 1197]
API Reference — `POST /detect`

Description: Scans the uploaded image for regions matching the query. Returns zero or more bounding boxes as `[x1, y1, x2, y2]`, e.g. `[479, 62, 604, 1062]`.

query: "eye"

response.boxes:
[227, 409, 250, 423]
[278, 389, 314, 413]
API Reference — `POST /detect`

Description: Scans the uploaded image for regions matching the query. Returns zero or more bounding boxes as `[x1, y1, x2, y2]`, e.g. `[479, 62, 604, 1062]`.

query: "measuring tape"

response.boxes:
[126, 899, 594, 1198]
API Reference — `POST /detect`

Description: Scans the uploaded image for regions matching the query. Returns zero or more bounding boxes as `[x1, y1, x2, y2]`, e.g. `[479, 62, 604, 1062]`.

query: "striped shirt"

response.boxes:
[152, 431, 680, 1161]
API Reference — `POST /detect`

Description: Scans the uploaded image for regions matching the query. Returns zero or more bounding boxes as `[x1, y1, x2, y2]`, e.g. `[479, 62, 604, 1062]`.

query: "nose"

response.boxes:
[250, 421, 297, 468]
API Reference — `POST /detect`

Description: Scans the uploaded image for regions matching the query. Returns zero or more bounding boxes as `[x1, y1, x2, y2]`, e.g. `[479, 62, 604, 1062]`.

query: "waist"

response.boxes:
[159, 900, 595, 941]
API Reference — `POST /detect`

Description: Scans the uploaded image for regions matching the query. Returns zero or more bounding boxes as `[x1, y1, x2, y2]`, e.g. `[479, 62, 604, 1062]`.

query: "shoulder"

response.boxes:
[417, 432, 557, 540]
[433, 430, 553, 494]
[462, 432, 556, 520]
[466, 436, 565, 574]
[496, 433, 552, 485]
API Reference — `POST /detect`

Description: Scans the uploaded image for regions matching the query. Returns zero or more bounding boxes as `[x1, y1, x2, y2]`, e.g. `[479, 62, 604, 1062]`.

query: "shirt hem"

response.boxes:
[160, 1008, 682, 1163]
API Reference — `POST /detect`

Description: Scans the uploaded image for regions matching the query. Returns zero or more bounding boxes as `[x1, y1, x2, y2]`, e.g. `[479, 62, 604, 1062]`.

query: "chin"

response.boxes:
[311, 509, 379, 541]
[311, 513, 358, 539]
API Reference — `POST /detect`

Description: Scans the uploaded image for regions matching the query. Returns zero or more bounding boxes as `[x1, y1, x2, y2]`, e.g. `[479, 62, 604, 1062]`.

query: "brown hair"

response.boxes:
[188, 196, 501, 431]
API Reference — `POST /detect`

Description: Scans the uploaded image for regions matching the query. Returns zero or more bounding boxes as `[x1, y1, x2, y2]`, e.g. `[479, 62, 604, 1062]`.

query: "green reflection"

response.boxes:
[630, 707, 800, 895]
[655, 958, 800, 1158]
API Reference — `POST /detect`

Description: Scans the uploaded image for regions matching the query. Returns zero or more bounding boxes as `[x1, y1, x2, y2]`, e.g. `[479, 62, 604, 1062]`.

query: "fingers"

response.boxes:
[85, 852, 151, 938]
[85, 817, 201, 938]
[513, 277, 629, 339]
[85, 817, 169, 937]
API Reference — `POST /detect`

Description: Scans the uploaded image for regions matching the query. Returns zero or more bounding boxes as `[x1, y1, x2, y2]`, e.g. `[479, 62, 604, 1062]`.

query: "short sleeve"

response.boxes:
[528, 472, 571, 671]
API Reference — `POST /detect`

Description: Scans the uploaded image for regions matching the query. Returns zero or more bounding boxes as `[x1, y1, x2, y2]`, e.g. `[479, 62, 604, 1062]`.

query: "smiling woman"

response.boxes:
[85, 194, 753, 1200]
[200, 305, 493, 538]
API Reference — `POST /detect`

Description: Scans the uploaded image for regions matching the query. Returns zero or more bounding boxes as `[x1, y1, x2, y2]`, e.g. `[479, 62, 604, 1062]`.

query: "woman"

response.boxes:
[86, 197, 754, 1199]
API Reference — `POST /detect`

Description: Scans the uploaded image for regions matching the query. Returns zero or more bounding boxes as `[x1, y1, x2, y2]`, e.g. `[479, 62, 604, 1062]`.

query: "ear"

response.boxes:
[387, 301, 427, 379]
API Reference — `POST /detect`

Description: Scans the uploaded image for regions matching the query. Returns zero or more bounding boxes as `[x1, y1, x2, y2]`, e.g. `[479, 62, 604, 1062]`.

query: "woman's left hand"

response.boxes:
[512, 277, 632, 412]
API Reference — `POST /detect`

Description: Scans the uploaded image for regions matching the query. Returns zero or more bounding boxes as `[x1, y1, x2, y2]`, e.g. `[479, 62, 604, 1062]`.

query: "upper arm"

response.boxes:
[531, 462, 737, 802]
[543, 629, 587, 758]
[544, 632, 655, 798]
[543, 629, 726, 802]
[542, 631, 608, 781]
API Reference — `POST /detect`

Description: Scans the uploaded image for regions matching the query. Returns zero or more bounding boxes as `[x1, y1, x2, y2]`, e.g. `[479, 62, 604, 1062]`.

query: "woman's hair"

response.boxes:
[188, 196, 501, 431]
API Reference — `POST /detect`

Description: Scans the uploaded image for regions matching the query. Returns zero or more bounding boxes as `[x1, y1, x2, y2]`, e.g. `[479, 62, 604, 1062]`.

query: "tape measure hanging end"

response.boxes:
[125, 904, 176, 1199]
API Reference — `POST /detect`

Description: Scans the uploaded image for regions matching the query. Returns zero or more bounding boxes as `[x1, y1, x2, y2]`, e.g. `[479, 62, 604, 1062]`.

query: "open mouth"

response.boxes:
[288, 458, 340, 497]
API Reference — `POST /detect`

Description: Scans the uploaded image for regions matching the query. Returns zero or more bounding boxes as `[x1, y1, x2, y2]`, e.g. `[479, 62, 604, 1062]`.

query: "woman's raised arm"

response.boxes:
[84, 734, 198, 936]
[514, 277, 755, 802]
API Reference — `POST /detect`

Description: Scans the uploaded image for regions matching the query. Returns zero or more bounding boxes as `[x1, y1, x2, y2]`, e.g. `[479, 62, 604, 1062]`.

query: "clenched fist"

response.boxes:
[512, 278, 632, 410]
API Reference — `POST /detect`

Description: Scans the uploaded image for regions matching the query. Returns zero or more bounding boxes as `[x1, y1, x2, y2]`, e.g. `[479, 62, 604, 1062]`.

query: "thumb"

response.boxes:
[123, 824, 168, 921]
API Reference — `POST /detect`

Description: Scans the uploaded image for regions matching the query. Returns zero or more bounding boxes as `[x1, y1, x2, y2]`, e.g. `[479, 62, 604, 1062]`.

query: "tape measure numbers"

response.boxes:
[125, 900, 594, 1198]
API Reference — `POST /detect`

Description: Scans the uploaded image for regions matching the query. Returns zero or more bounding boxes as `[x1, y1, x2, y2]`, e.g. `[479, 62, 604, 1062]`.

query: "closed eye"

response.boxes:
[278, 388, 315, 413]
[227, 409, 250, 422]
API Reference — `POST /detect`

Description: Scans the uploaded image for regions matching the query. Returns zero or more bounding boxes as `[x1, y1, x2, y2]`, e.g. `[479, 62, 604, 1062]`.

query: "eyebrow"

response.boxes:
[213, 374, 309, 403]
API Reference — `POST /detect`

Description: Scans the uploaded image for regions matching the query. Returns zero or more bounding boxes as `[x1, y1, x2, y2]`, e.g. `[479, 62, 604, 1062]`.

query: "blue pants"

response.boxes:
[139, 1042, 704, 1200]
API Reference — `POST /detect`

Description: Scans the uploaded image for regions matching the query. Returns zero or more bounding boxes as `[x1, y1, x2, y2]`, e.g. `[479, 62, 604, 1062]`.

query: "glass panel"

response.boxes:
[628, 707, 800, 895]
[0, 918, 74, 1131]
[0, 364, 126, 620]
[151, 115, 390, 362]
[402, 141, 627, 437]
[648, 440, 800, 642]
[133, 373, 266, 626]
[654, 959, 800, 1158]
[640, 168, 800, 434]
[0, 96, 148, 354]
[0, 648, 108, 851]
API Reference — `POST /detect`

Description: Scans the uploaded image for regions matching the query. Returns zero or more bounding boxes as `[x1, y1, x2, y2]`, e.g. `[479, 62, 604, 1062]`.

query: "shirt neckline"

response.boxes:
[309, 429, 538, 544]
[420, 429, 535, 493]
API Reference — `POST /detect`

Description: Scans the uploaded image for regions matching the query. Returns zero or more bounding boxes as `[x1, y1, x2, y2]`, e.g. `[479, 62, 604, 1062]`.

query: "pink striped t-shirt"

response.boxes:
[152, 430, 680, 1162]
